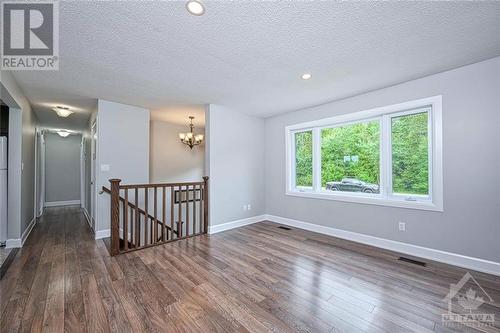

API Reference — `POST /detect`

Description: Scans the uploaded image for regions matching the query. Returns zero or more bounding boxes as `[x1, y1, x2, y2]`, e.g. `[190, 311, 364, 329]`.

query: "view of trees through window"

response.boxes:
[294, 111, 430, 196]
[294, 131, 312, 188]
[391, 111, 429, 195]
[321, 121, 380, 192]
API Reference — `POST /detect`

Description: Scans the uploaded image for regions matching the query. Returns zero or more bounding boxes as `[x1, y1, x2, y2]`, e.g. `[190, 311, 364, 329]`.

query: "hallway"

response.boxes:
[2, 207, 500, 333]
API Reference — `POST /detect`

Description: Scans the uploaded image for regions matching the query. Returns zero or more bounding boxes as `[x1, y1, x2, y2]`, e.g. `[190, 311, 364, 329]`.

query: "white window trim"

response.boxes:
[285, 96, 443, 212]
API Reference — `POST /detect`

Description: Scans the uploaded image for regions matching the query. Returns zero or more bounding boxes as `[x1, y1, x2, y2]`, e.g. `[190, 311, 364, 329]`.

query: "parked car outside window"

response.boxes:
[325, 178, 380, 193]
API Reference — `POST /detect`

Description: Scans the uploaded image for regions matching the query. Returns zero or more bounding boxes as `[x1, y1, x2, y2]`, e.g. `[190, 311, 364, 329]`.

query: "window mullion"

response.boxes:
[427, 110, 433, 202]
[313, 128, 321, 192]
[381, 115, 392, 199]
[290, 132, 296, 191]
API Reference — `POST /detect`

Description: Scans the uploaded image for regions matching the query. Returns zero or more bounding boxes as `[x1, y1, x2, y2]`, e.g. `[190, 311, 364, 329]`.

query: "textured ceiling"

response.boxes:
[30, 95, 97, 132]
[9, 1, 500, 128]
[150, 105, 205, 127]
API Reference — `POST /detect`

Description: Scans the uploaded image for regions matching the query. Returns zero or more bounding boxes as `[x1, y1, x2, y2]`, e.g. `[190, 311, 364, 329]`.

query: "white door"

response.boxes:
[90, 122, 97, 230]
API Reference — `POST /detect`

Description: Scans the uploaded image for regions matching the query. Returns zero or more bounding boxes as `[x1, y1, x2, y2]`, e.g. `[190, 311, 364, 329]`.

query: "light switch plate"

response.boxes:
[100, 164, 110, 172]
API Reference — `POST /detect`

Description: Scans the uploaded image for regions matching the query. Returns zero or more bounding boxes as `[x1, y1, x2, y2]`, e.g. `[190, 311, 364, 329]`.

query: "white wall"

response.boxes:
[206, 105, 265, 226]
[82, 107, 96, 220]
[96, 100, 149, 233]
[265, 57, 500, 263]
[150, 120, 205, 183]
[44, 132, 82, 203]
[6, 107, 22, 240]
[1, 71, 37, 244]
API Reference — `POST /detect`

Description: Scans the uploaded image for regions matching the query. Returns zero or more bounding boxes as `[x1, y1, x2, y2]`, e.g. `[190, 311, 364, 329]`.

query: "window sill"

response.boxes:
[286, 190, 443, 212]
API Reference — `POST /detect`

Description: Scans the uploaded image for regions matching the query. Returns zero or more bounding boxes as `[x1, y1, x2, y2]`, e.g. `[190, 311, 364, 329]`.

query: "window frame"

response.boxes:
[285, 96, 443, 211]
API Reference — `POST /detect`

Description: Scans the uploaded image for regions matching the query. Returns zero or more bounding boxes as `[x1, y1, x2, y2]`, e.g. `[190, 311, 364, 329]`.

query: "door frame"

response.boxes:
[33, 128, 45, 218]
[80, 135, 85, 212]
[33, 128, 38, 219]
[90, 121, 97, 231]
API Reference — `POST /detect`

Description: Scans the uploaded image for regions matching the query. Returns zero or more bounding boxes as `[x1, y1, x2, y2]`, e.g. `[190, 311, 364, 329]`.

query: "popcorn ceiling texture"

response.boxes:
[10, 1, 500, 126]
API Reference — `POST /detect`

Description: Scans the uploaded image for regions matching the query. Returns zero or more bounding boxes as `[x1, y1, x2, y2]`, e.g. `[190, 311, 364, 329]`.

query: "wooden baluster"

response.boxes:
[186, 185, 190, 237]
[170, 186, 174, 240]
[135, 188, 140, 248]
[162, 186, 166, 241]
[144, 187, 149, 245]
[203, 177, 209, 234]
[178, 186, 182, 238]
[130, 205, 134, 248]
[198, 184, 203, 234]
[109, 179, 121, 256]
[193, 185, 197, 234]
[154, 186, 158, 244]
[123, 189, 129, 251]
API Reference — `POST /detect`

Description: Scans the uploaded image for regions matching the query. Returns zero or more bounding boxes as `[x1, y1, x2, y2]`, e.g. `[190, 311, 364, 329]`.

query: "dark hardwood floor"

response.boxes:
[1, 206, 499, 333]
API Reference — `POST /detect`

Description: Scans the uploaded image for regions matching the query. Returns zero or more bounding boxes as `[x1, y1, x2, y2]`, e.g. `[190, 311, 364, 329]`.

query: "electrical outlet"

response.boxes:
[399, 222, 406, 232]
[248, 204, 251, 210]
[243, 205, 247, 211]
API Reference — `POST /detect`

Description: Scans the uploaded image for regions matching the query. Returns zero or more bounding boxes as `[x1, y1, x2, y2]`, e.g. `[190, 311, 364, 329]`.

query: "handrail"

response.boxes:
[101, 186, 180, 234]
[119, 181, 204, 189]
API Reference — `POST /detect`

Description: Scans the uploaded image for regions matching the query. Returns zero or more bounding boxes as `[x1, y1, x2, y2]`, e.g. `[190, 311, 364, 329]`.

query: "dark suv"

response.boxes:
[325, 178, 380, 193]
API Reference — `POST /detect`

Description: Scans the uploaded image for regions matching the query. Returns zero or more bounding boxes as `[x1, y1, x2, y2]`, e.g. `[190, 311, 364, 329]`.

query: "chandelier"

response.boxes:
[179, 116, 204, 149]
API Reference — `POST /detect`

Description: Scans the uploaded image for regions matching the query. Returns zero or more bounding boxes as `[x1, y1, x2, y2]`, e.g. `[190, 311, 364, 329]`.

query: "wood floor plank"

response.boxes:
[81, 273, 110, 333]
[2, 207, 499, 333]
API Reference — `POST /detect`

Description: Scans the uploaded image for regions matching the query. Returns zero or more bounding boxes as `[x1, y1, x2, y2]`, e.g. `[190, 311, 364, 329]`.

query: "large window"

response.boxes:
[286, 96, 442, 211]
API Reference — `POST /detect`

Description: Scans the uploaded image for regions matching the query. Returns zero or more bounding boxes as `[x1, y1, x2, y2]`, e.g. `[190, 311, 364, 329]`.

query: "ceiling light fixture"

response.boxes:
[186, 0, 205, 16]
[53, 106, 74, 117]
[301, 73, 312, 80]
[56, 130, 71, 138]
[179, 116, 204, 149]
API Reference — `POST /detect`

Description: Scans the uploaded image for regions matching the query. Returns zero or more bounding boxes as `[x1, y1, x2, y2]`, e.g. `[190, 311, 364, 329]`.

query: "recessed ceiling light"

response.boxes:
[52, 106, 74, 117]
[301, 73, 312, 80]
[186, 0, 205, 16]
[56, 130, 71, 138]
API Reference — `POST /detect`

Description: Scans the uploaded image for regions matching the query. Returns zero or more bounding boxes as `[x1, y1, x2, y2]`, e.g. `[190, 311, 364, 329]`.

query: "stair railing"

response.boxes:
[104, 177, 208, 256]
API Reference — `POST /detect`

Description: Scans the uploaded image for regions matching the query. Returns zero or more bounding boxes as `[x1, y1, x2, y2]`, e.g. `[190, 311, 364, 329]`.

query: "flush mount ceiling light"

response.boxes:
[186, 0, 205, 15]
[56, 130, 71, 138]
[301, 73, 312, 80]
[52, 106, 74, 117]
[179, 116, 204, 149]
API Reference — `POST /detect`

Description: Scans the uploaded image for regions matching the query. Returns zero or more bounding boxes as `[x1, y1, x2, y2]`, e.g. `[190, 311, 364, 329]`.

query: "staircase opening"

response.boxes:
[101, 177, 209, 255]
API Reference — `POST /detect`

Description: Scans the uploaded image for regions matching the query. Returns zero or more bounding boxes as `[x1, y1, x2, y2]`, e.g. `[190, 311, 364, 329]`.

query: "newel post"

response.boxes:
[110, 178, 121, 256]
[203, 176, 209, 234]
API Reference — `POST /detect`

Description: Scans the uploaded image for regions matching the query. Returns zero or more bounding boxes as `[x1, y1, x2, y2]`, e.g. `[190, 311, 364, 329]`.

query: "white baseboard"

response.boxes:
[264, 214, 500, 277]
[5, 217, 37, 248]
[45, 200, 81, 207]
[95, 229, 110, 239]
[208, 215, 267, 234]
[82, 208, 92, 229]
[5, 238, 21, 248]
[22, 217, 37, 245]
